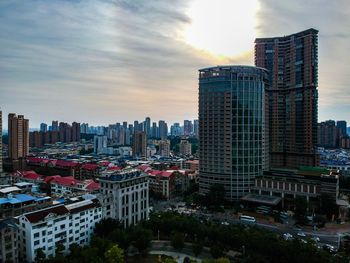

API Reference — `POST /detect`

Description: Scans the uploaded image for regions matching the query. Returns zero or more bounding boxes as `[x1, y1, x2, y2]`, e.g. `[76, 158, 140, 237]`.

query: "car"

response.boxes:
[300, 239, 307, 244]
[310, 236, 320, 242]
[297, 231, 306, 237]
[323, 244, 337, 253]
[221, 221, 229, 226]
[283, 233, 293, 240]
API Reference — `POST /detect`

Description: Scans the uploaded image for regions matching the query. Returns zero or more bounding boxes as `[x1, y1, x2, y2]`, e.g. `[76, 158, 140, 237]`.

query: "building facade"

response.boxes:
[198, 65, 268, 201]
[0, 219, 18, 263]
[8, 113, 29, 160]
[255, 28, 319, 168]
[18, 198, 102, 262]
[179, 140, 192, 156]
[0, 110, 2, 173]
[93, 135, 107, 154]
[159, 139, 170, 157]
[132, 131, 147, 158]
[99, 169, 149, 227]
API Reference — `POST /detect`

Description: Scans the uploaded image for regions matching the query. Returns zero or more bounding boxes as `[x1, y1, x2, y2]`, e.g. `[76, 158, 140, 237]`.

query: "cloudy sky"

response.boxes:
[0, 0, 349, 128]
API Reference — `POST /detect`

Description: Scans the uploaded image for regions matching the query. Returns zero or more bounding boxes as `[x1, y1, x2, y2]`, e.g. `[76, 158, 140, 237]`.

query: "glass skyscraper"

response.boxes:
[198, 65, 269, 201]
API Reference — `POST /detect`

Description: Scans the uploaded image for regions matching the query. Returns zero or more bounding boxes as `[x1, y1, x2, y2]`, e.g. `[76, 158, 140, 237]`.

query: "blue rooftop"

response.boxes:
[0, 194, 49, 206]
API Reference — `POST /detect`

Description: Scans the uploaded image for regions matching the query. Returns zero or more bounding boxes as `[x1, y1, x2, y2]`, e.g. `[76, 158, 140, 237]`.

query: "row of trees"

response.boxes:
[35, 212, 348, 263]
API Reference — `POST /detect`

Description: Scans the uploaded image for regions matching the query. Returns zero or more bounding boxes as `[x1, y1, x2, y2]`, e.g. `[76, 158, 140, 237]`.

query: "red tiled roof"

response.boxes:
[14, 170, 42, 180]
[138, 164, 151, 172]
[50, 176, 79, 186]
[85, 181, 100, 191]
[43, 175, 61, 183]
[107, 166, 122, 171]
[81, 163, 99, 171]
[161, 171, 173, 178]
[169, 166, 179, 170]
[54, 160, 80, 168]
[24, 205, 69, 223]
[27, 156, 49, 164]
[99, 161, 111, 166]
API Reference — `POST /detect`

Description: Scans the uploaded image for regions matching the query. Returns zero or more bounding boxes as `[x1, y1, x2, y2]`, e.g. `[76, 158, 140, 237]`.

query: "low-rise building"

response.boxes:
[246, 167, 340, 210]
[17, 197, 102, 262]
[99, 169, 149, 227]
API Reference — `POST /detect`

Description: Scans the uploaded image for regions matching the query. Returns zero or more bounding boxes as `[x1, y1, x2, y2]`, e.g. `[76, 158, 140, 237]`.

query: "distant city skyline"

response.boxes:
[1, 1, 349, 127]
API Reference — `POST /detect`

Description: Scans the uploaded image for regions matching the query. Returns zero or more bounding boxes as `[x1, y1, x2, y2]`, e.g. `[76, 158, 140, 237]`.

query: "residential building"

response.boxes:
[255, 28, 319, 168]
[159, 139, 170, 157]
[0, 219, 18, 263]
[0, 110, 2, 173]
[158, 120, 168, 139]
[179, 140, 192, 156]
[318, 120, 337, 148]
[132, 131, 147, 158]
[18, 197, 102, 262]
[198, 66, 268, 201]
[8, 113, 29, 160]
[40, 123, 47, 132]
[99, 169, 149, 227]
[193, 119, 199, 138]
[51, 121, 58, 132]
[72, 122, 80, 142]
[337, 121, 347, 138]
[93, 135, 107, 154]
[184, 120, 193, 136]
[145, 117, 151, 138]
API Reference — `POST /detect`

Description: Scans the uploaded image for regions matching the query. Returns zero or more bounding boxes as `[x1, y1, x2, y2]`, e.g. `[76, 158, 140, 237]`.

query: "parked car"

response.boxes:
[297, 231, 306, 237]
[283, 233, 293, 240]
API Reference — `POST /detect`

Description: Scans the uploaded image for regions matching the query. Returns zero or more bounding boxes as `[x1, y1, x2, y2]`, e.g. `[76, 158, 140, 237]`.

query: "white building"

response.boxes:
[93, 135, 107, 154]
[99, 169, 149, 227]
[17, 197, 102, 262]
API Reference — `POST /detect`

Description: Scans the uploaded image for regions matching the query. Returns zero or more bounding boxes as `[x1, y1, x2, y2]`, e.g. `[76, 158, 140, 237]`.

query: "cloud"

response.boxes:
[256, 0, 350, 123]
[0, 0, 212, 127]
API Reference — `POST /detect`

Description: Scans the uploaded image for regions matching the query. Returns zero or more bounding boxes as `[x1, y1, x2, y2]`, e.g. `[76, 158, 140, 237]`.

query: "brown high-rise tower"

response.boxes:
[255, 28, 319, 169]
[8, 113, 29, 160]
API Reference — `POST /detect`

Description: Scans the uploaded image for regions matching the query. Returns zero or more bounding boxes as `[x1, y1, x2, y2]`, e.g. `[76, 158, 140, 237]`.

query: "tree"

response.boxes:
[130, 226, 153, 254]
[215, 258, 230, 263]
[192, 242, 203, 256]
[320, 194, 338, 219]
[35, 248, 46, 263]
[171, 231, 185, 250]
[207, 184, 225, 208]
[210, 245, 224, 259]
[294, 196, 308, 225]
[104, 244, 124, 263]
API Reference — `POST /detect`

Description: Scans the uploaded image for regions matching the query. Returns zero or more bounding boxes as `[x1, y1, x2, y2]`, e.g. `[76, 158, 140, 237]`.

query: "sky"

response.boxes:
[0, 0, 349, 128]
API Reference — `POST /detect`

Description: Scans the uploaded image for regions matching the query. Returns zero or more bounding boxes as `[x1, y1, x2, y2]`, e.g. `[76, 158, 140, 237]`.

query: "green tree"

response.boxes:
[171, 231, 185, 250]
[35, 248, 46, 263]
[294, 196, 308, 225]
[215, 258, 230, 263]
[130, 226, 153, 254]
[210, 245, 224, 259]
[207, 184, 225, 208]
[192, 242, 203, 256]
[104, 244, 124, 263]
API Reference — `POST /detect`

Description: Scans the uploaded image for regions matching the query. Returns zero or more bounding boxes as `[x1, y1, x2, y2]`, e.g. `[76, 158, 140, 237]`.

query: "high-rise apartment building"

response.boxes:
[51, 120, 58, 131]
[0, 110, 2, 173]
[159, 139, 171, 157]
[336, 121, 347, 138]
[184, 120, 193, 136]
[255, 28, 319, 168]
[318, 120, 337, 148]
[179, 140, 192, 156]
[158, 120, 168, 139]
[40, 123, 47, 132]
[72, 122, 81, 142]
[193, 119, 199, 138]
[8, 113, 29, 160]
[132, 131, 147, 158]
[198, 66, 268, 201]
[94, 135, 107, 154]
[145, 117, 151, 137]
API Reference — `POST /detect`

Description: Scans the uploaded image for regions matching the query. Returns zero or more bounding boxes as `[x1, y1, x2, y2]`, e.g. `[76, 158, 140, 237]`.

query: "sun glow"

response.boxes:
[183, 0, 260, 57]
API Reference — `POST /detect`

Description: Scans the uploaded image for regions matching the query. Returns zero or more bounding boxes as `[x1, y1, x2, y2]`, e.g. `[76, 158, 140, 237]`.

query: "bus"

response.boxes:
[239, 215, 256, 223]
